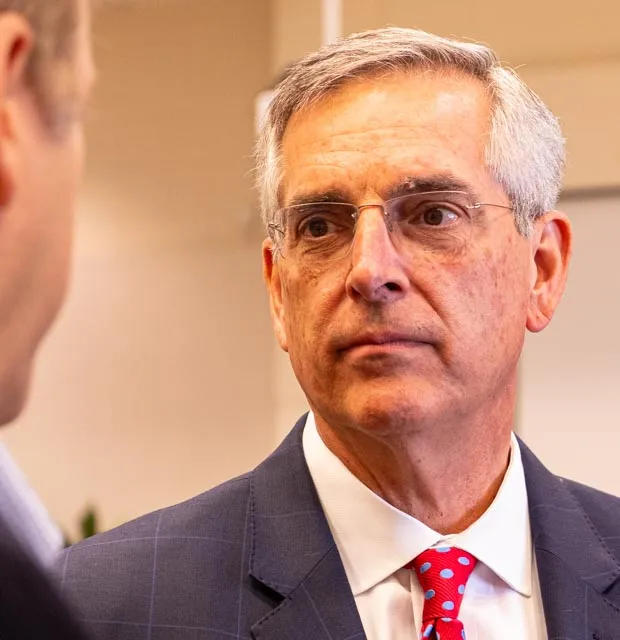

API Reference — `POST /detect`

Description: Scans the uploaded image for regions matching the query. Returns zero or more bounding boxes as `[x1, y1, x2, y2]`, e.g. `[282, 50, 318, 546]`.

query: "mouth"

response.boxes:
[336, 332, 433, 353]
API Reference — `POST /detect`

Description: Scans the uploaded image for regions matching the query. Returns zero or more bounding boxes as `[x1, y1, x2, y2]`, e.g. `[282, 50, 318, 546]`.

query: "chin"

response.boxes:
[354, 403, 435, 436]
[0, 362, 32, 427]
[323, 380, 450, 436]
[0, 393, 28, 426]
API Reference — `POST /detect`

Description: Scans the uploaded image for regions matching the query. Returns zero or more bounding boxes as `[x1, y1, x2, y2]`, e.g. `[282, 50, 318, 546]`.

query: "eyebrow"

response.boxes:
[386, 175, 482, 201]
[286, 189, 353, 208]
[284, 174, 482, 208]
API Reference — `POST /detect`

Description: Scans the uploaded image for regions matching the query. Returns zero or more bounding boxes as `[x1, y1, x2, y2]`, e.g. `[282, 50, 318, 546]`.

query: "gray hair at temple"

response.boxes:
[255, 27, 565, 237]
[0, 0, 82, 128]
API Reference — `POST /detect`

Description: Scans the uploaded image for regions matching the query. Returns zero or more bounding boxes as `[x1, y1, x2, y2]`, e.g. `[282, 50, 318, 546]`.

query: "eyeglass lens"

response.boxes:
[278, 191, 475, 262]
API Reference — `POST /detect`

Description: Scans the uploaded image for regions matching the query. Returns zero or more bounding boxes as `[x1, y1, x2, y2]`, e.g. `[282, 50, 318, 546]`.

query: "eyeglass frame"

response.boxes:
[267, 190, 514, 256]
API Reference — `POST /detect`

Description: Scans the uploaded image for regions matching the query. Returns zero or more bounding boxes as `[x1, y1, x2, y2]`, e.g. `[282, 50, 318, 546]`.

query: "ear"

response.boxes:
[0, 13, 34, 208]
[526, 210, 572, 333]
[262, 238, 289, 352]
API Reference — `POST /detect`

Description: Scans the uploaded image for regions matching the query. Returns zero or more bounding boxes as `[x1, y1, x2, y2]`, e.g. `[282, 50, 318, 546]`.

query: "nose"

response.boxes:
[345, 205, 410, 304]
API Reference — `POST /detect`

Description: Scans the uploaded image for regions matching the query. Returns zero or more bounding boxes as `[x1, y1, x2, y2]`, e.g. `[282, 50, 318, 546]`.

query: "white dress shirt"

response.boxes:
[302, 412, 547, 639]
[0, 443, 63, 566]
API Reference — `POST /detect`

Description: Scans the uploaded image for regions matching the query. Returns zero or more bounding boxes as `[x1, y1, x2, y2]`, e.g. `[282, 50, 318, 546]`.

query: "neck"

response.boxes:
[313, 392, 515, 534]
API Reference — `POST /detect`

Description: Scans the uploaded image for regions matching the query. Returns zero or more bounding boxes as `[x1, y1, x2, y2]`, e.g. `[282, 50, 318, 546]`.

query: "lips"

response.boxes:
[334, 331, 433, 352]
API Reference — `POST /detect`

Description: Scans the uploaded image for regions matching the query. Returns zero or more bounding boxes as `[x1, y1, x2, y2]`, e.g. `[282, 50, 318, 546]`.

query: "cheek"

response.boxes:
[451, 243, 531, 360]
[282, 264, 324, 341]
[280, 262, 343, 364]
[36, 134, 83, 305]
[60, 127, 85, 197]
[73, 126, 86, 179]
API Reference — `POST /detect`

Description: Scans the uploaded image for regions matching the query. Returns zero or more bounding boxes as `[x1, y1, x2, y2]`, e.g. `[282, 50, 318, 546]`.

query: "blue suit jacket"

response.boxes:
[58, 416, 620, 639]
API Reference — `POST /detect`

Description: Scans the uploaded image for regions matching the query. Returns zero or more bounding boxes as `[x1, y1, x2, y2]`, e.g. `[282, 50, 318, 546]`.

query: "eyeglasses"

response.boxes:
[268, 190, 513, 264]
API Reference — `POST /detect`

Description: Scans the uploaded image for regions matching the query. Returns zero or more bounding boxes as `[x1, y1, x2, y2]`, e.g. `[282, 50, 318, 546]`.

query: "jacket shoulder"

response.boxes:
[56, 474, 252, 633]
[561, 476, 620, 559]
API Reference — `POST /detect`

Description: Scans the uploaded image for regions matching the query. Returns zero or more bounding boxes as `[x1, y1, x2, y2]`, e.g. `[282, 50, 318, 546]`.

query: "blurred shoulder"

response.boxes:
[56, 473, 252, 629]
[59, 471, 251, 568]
[0, 516, 90, 640]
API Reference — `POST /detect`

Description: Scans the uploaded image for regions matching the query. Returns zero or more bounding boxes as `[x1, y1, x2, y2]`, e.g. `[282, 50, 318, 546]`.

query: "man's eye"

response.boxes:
[420, 206, 460, 226]
[299, 216, 332, 238]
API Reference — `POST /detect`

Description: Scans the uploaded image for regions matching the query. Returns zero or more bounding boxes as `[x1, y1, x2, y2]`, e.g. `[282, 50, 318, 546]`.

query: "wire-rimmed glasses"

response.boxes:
[268, 190, 513, 264]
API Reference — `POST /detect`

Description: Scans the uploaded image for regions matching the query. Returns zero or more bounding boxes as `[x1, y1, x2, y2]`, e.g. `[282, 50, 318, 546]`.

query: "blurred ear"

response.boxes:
[262, 238, 289, 352]
[526, 211, 572, 333]
[0, 12, 34, 208]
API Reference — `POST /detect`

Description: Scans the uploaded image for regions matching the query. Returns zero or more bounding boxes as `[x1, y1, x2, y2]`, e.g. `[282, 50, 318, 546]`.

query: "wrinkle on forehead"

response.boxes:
[283, 69, 491, 150]
[279, 69, 495, 207]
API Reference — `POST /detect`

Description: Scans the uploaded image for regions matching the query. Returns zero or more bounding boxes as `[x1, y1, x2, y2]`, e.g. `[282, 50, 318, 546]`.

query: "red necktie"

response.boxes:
[408, 546, 477, 640]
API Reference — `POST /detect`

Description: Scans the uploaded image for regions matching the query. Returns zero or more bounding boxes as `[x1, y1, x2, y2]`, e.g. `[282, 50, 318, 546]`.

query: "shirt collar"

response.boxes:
[302, 412, 532, 597]
[447, 430, 533, 596]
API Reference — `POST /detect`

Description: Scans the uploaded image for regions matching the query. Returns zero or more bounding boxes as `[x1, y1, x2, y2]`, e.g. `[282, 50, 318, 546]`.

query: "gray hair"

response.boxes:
[255, 27, 565, 237]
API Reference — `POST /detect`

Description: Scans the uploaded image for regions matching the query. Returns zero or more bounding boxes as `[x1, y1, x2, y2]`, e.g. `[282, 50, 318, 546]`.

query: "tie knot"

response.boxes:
[409, 546, 477, 638]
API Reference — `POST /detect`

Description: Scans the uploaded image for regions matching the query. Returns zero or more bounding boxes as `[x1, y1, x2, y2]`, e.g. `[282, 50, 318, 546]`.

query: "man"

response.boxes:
[0, 0, 94, 637]
[59, 28, 620, 640]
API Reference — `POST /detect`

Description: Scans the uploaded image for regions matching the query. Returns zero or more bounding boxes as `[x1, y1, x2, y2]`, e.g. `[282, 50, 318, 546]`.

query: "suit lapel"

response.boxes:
[520, 440, 620, 639]
[251, 545, 366, 640]
[248, 425, 620, 639]
[248, 415, 365, 640]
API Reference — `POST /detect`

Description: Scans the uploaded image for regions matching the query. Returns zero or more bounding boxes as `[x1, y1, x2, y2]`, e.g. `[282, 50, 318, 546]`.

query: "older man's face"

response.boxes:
[265, 71, 538, 436]
[0, 0, 94, 423]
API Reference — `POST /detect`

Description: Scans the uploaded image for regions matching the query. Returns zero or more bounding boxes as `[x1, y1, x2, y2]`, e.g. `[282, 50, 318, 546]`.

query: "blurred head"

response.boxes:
[260, 28, 571, 439]
[0, 0, 94, 424]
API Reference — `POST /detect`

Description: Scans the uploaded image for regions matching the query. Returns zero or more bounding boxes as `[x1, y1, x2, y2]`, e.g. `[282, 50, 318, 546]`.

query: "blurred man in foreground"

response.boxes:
[60, 28, 619, 640]
[0, 0, 94, 637]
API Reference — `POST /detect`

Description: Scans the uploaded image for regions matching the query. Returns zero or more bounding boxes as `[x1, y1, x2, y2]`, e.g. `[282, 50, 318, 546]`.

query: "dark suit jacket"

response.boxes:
[0, 515, 90, 640]
[58, 416, 620, 639]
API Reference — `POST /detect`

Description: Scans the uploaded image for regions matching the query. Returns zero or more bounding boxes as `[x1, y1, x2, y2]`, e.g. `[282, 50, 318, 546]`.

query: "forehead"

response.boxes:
[279, 70, 497, 203]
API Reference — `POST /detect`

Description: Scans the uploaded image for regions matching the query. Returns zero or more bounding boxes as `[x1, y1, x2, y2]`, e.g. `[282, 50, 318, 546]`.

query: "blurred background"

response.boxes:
[0, 0, 618, 541]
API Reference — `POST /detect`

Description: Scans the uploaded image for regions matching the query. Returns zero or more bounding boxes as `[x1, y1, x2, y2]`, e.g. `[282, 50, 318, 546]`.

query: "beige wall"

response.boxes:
[521, 194, 620, 493]
[342, 0, 620, 63]
[271, 0, 321, 75]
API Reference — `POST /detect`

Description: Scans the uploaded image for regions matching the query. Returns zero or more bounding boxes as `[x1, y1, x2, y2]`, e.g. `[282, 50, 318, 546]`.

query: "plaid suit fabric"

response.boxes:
[57, 417, 363, 640]
[58, 477, 274, 639]
[57, 417, 620, 640]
